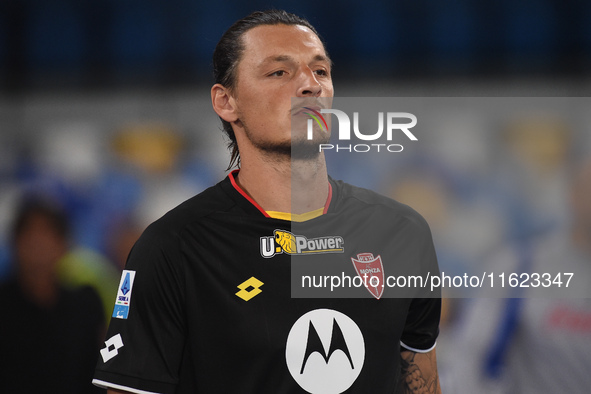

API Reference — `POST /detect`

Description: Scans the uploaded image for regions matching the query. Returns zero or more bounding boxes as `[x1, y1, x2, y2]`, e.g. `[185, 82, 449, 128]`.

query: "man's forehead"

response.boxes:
[260, 54, 330, 66]
[241, 24, 328, 58]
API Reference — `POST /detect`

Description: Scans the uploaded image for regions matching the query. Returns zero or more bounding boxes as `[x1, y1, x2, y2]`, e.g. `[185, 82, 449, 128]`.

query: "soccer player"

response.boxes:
[93, 10, 441, 393]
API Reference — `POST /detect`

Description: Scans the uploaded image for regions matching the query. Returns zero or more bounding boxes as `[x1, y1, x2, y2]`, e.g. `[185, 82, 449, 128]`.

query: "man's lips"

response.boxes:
[292, 105, 323, 115]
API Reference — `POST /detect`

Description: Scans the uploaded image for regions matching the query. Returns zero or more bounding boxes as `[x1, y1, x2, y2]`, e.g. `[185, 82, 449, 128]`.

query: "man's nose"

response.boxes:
[296, 69, 322, 97]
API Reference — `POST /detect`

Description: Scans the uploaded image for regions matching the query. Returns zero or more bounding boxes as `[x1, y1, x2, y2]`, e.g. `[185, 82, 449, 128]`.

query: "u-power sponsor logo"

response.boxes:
[260, 229, 344, 258]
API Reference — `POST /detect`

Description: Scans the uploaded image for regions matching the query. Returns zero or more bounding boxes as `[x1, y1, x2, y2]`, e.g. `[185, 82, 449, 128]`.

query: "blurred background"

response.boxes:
[1, 0, 591, 393]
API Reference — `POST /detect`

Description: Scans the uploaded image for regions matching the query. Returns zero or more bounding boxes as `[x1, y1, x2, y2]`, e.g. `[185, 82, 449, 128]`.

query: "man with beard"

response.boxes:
[93, 10, 441, 394]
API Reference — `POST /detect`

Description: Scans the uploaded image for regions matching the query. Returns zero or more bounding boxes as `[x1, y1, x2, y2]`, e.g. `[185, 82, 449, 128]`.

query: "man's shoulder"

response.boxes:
[140, 178, 235, 241]
[331, 178, 428, 226]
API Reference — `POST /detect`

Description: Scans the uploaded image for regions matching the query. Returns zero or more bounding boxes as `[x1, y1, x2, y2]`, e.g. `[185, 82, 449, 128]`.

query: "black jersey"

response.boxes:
[93, 171, 440, 394]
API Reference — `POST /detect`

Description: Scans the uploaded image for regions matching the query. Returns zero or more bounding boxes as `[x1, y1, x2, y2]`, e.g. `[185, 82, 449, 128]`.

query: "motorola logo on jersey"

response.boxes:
[299, 318, 355, 374]
[260, 229, 344, 258]
[285, 309, 365, 394]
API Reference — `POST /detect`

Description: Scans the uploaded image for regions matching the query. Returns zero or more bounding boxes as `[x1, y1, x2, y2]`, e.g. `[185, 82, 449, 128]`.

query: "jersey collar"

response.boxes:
[227, 169, 332, 219]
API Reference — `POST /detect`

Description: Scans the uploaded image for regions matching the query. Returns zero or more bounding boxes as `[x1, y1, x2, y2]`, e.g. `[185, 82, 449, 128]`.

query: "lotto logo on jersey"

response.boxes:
[100, 334, 124, 363]
[235, 277, 264, 301]
[260, 229, 344, 258]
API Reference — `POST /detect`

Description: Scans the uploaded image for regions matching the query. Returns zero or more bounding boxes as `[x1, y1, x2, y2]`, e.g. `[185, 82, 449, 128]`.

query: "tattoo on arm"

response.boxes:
[399, 350, 441, 394]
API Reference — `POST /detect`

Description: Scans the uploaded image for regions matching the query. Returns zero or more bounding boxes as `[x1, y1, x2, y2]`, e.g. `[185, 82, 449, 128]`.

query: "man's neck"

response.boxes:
[234, 153, 329, 215]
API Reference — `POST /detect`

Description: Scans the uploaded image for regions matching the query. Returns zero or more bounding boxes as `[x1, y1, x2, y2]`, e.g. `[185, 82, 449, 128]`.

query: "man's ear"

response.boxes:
[211, 84, 238, 123]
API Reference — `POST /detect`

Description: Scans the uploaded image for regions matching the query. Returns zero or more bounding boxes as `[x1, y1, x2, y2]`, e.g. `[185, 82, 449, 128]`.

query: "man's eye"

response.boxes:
[270, 70, 285, 77]
[315, 69, 329, 77]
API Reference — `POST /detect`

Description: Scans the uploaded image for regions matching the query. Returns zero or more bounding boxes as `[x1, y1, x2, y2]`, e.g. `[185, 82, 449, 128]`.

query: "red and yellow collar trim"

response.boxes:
[229, 169, 332, 221]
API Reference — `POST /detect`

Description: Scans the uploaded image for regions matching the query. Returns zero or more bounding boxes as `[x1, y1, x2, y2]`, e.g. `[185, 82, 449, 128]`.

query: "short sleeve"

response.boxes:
[400, 297, 441, 352]
[93, 221, 186, 394]
[400, 211, 441, 352]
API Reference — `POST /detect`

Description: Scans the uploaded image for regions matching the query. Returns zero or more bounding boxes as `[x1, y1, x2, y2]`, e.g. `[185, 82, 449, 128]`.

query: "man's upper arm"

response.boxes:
[94, 222, 186, 394]
[400, 348, 441, 394]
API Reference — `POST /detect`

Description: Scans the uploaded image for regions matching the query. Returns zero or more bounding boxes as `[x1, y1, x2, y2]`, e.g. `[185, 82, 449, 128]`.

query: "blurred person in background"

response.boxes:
[450, 157, 591, 393]
[104, 215, 144, 272]
[57, 245, 121, 323]
[0, 195, 105, 394]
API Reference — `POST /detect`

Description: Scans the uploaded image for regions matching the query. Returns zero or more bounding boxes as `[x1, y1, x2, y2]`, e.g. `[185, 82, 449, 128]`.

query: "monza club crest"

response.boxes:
[351, 253, 384, 299]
